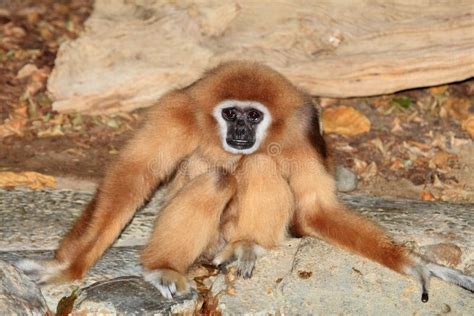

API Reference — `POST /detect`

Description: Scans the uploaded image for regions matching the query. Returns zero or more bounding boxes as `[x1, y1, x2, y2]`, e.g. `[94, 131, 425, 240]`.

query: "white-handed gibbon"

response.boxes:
[19, 61, 473, 302]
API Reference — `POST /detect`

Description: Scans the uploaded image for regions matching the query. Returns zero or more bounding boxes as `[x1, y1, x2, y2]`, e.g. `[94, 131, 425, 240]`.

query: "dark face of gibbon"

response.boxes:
[213, 100, 272, 155]
[221, 106, 263, 150]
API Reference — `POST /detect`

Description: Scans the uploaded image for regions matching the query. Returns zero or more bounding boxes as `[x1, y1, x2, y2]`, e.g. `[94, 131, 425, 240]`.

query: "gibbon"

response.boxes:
[19, 61, 473, 302]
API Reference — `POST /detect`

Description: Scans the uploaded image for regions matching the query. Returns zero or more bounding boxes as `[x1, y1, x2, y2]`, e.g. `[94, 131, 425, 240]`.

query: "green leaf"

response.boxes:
[391, 96, 412, 109]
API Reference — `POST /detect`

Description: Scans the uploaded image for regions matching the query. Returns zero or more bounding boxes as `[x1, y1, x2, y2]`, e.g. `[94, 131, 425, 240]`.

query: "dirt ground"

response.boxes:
[1, 0, 473, 202]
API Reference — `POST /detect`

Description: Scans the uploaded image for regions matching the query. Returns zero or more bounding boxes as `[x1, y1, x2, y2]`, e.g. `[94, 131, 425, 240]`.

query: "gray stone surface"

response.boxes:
[1, 188, 473, 313]
[0, 247, 143, 310]
[0, 188, 166, 251]
[211, 238, 474, 314]
[75, 276, 197, 314]
[0, 259, 50, 315]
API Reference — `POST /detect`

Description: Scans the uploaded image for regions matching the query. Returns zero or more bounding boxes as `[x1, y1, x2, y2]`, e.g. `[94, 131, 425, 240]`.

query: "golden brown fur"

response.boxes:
[19, 61, 473, 301]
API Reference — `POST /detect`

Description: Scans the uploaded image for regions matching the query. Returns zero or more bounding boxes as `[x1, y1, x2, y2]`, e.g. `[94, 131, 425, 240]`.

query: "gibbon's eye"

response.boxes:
[222, 108, 237, 121]
[247, 109, 263, 123]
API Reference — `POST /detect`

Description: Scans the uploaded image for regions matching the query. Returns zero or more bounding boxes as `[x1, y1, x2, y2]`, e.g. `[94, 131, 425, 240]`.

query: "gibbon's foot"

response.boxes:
[212, 241, 266, 279]
[143, 268, 192, 299]
[16, 259, 69, 284]
[407, 255, 474, 303]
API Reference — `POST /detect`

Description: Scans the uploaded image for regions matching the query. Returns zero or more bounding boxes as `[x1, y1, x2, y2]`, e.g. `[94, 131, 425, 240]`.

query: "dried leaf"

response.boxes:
[389, 158, 404, 170]
[370, 138, 388, 158]
[322, 106, 371, 136]
[352, 158, 368, 174]
[442, 98, 471, 122]
[0, 171, 56, 189]
[407, 141, 431, 150]
[0, 118, 28, 138]
[421, 191, 436, 201]
[430, 85, 448, 95]
[16, 63, 39, 79]
[298, 270, 313, 279]
[56, 287, 79, 316]
[391, 117, 403, 133]
[38, 125, 64, 137]
[462, 115, 474, 139]
[358, 161, 377, 180]
[226, 287, 237, 296]
[391, 96, 412, 109]
[432, 151, 454, 169]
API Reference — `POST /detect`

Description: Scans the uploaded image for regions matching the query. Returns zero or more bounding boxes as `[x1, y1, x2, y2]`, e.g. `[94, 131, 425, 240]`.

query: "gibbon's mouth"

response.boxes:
[226, 139, 255, 149]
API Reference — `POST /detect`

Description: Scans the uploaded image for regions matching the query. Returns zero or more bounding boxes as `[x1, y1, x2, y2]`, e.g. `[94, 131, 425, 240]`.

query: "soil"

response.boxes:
[0, 0, 473, 202]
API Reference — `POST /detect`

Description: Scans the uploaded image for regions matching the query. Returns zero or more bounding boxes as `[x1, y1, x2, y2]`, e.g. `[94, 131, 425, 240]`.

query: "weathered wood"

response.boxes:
[49, 0, 474, 114]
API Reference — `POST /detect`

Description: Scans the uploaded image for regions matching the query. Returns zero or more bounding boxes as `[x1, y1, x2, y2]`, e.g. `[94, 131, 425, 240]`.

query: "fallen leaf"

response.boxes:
[0, 118, 28, 138]
[56, 287, 79, 316]
[389, 158, 404, 170]
[432, 151, 454, 169]
[432, 174, 444, 189]
[358, 161, 377, 180]
[37, 125, 64, 137]
[391, 117, 403, 133]
[298, 270, 313, 279]
[430, 85, 448, 95]
[0, 171, 56, 189]
[391, 96, 412, 109]
[322, 106, 371, 136]
[462, 115, 474, 139]
[421, 191, 436, 201]
[442, 98, 471, 122]
[25, 67, 50, 96]
[407, 141, 431, 150]
[352, 158, 368, 174]
[370, 138, 388, 158]
[16, 63, 39, 79]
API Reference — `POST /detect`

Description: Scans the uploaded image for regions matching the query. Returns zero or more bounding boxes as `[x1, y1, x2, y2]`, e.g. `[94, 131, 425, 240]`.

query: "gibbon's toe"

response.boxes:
[143, 268, 191, 299]
[236, 257, 256, 279]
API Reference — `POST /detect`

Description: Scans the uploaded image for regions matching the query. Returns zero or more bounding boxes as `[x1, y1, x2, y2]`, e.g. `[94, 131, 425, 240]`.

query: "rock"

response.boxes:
[1, 189, 473, 313]
[336, 165, 358, 192]
[210, 238, 474, 314]
[47, 0, 474, 114]
[0, 260, 50, 315]
[75, 276, 198, 314]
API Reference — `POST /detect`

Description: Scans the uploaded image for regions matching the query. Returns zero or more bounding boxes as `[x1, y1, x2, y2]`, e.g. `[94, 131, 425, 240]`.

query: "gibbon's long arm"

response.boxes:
[287, 145, 413, 274]
[20, 91, 200, 282]
[288, 144, 474, 301]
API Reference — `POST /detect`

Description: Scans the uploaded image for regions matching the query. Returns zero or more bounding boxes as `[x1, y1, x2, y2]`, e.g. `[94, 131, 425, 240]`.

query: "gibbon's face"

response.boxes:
[213, 100, 272, 155]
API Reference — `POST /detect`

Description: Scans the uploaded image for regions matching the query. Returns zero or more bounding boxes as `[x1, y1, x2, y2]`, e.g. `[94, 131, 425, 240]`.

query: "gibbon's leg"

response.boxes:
[215, 154, 294, 278]
[18, 92, 199, 283]
[142, 169, 236, 298]
[287, 146, 474, 302]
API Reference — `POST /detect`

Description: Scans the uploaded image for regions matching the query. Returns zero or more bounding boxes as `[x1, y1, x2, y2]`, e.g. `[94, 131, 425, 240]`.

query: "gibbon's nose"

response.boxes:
[235, 126, 247, 139]
[236, 119, 245, 127]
